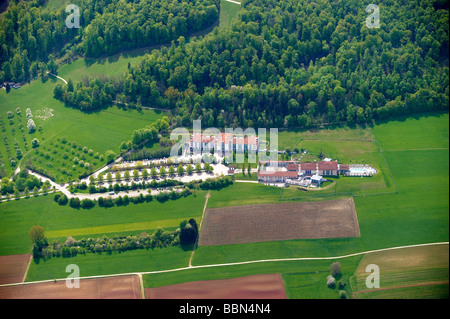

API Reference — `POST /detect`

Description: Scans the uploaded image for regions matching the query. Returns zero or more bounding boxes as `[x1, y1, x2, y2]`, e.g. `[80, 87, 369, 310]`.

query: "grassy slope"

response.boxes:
[0, 191, 207, 256]
[219, 0, 241, 28]
[0, 78, 164, 177]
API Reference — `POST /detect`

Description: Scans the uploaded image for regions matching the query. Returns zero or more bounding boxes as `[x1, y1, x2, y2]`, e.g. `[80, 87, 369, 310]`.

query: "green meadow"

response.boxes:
[0, 77, 164, 177]
[219, 0, 241, 28]
[0, 191, 207, 256]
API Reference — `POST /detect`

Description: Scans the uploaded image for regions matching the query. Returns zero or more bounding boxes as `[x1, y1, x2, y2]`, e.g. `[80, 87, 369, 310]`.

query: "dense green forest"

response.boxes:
[2, 0, 449, 128]
[0, 0, 219, 83]
[54, 0, 449, 127]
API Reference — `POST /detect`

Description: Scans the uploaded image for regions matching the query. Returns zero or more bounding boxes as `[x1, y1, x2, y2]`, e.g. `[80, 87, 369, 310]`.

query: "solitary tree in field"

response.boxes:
[330, 261, 342, 277]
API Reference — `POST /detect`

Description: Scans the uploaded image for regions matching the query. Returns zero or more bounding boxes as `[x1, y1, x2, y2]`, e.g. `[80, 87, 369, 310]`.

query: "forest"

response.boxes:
[2, 0, 449, 129]
[0, 0, 219, 82]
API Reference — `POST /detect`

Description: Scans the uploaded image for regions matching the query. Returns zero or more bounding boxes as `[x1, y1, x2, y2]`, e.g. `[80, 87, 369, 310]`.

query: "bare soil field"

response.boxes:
[0, 275, 141, 299]
[0, 254, 31, 285]
[145, 273, 286, 299]
[199, 198, 360, 246]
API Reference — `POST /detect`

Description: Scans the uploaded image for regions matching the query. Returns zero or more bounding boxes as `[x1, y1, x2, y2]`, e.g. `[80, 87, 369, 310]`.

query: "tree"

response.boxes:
[32, 138, 40, 148]
[124, 171, 131, 180]
[133, 169, 139, 179]
[159, 167, 167, 177]
[330, 262, 341, 277]
[179, 219, 198, 245]
[115, 171, 121, 181]
[29, 225, 45, 244]
[168, 166, 175, 176]
[105, 150, 116, 163]
[107, 172, 113, 182]
[151, 167, 157, 178]
[327, 275, 336, 288]
[195, 163, 202, 173]
[186, 164, 193, 175]
[27, 119, 36, 133]
[177, 164, 185, 175]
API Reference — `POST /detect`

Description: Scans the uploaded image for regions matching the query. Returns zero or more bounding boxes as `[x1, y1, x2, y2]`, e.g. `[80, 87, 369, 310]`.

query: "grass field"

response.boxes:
[0, 78, 164, 177]
[25, 246, 192, 282]
[0, 191, 207, 256]
[219, 0, 241, 28]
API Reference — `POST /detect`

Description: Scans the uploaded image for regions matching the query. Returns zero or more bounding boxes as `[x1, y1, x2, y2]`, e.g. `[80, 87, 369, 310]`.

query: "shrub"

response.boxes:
[54, 193, 61, 202]
[58, 194, 68, 206]
[81, 198, 95, 209]
[339, 290, 347, 299]
[69, 197, 80, 208]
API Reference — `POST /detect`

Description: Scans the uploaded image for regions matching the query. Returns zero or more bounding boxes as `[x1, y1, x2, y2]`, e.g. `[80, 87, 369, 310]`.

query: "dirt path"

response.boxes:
[47, 72, 67, 84]
[188, 192, 210, 267]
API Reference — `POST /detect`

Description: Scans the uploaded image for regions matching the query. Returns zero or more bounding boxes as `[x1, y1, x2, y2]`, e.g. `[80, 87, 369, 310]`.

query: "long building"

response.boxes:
[187, 133, 258, 155]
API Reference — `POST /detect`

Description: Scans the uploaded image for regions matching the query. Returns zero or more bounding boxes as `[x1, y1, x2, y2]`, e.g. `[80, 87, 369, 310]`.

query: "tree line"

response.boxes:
[29, 218, 198, 260]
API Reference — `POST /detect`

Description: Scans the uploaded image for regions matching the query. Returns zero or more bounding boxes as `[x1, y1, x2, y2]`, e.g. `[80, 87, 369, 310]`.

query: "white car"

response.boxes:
[109, 192, 115, 195]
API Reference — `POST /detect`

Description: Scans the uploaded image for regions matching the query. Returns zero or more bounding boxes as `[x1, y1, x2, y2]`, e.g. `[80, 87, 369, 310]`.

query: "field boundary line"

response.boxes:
[374, 139, 399, 194]
[2, 242, 447, 289]
[188, 192, 210, 267]
[354, 281, 449, 297]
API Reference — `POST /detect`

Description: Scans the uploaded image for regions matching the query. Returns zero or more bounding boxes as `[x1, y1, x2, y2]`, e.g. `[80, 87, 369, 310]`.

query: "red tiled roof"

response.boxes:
[339, 164, 350, 171]
[257, 170, 298, 178]
[318, 161, 338, 170]
[300, 162, 317, 170]
[286, 164, 299, 171]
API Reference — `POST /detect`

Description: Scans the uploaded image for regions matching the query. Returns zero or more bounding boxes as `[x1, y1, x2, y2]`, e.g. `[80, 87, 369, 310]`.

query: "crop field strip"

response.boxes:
[198, 198, 360, 246]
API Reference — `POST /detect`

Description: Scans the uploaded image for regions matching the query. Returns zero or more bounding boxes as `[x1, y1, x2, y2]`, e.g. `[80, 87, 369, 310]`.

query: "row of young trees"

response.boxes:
[53, 0, 448, 128]
[30, 219, 198, 260]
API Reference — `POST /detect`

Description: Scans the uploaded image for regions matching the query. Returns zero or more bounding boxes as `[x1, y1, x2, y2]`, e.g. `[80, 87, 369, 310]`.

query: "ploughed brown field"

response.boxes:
[0, 254, 31, 285]
[0, 275, 141, 299]
[198, 198, 360, 246]
[146, 273, 286, 299]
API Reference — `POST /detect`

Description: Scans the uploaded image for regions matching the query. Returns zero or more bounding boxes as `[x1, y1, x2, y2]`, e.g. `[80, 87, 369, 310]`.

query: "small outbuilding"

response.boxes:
[311, 175, 323, 187]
